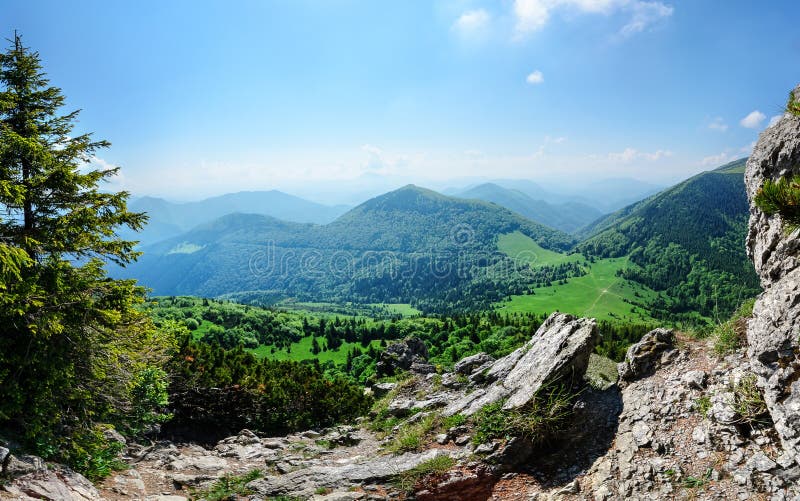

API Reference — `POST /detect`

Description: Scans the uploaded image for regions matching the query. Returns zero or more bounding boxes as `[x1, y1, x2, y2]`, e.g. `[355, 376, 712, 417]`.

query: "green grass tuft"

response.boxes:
[191, 469, 263, 501]
[394, 455, 456, 492]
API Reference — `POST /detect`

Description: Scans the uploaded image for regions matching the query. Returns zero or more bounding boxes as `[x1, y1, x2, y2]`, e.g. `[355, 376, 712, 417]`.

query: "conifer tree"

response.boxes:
[0, 33, 174, 469]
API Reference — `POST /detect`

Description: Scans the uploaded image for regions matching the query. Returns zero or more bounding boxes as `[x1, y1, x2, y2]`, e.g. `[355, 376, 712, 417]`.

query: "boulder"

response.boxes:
[444, 313, 597, 416]
[454, 352, 494, 375]
[2, 465, 100, 501]
[744, 86, 800, 467]
[617, 328, 675, 382]
[376, 337, 430, 376]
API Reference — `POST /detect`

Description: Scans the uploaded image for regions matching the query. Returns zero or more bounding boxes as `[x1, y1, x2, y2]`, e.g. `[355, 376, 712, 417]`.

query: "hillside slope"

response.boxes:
[577, 158, 759, 318]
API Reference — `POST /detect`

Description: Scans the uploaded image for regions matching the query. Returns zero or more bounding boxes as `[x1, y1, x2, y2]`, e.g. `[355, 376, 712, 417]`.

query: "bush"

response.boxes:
[62, 425, 127, 482]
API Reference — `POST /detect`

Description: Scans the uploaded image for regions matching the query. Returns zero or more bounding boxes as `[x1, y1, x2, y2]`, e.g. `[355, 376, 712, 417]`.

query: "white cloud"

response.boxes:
[608, 147, 672, 163]
[512, 0, 672, 39]
[740, 110, 766, 129]
[700, 152, 730, 166]
[453, 9, 491, 35]
[544, 135, 567, 143]
[514, 0, 551, 36]
[619, 1, 674, 37]
[526, 70, 544, 84]
[768, 114, 783, 128]
[708, 117, 728, 132]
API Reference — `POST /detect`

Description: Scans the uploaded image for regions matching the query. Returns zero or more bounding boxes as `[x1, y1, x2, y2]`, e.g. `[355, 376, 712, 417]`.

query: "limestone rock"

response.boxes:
[444, 313, 597, 416]
[744, 86, 800, 466]
[2, 465, 100, 501]
[617, 328, 675, 382]
[454, 352, 494, 375]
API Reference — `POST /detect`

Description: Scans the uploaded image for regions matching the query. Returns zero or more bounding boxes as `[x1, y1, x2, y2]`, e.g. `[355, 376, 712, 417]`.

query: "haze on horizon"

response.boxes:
[4, 0, 799, 203]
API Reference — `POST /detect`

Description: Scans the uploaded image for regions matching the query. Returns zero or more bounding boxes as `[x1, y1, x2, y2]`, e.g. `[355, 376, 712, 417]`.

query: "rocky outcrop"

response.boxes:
[586, 341, 800, 500]
[376, 337, 434, 376]
[617, 328, 676, 383]
[745, 83, 800, 467]
[0, 451, 101, 501]
[444, 313, 597, 416]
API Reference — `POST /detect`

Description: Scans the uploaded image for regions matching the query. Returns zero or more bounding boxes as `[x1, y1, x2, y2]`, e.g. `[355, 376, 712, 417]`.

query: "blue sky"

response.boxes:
[4, 0, 799, 201]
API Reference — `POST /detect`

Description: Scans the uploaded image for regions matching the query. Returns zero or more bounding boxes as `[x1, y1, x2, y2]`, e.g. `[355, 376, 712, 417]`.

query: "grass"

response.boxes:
[472, 385, 576, 446]
[682, 468, 713, 489]
[497, 256, 659, 323]
[191, 469, 263, 501]
[731, 373, 770, 427]
[385, 414, 435, 454]
[497, 231, 583, 267]
[275, 300, 420, 318]
[695, 395, 711, 418]
[710, 298, 755, 356]
[394, 455, 456, 492]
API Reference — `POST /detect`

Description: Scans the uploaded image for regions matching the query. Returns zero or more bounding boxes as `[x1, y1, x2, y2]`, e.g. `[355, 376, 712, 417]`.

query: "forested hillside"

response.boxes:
[577, 159, 759, 318]
[114, 185, 575, 312]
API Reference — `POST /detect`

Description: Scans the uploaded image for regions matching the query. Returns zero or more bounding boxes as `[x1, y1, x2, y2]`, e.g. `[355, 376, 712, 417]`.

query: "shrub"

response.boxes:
[62, 425, 127, 482]
[754, 175, 800, 232]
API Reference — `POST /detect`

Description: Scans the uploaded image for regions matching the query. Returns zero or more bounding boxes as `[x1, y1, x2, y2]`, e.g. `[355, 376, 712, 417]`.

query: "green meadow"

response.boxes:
[497, 232, 659, 322]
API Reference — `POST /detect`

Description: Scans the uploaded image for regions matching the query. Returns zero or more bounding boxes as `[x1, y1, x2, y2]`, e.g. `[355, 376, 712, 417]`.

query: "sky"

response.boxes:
[3, 0, 800, 202]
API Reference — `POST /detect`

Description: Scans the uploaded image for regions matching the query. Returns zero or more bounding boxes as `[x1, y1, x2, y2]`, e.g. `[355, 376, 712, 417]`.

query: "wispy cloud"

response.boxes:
[619, 1, 674, 37]
[526, 70, 544, 84]
[740, 110, 766, 129]
[513, 0, 673, 39]
[708, 117, 728, 132]
[609, 147, 672, 163]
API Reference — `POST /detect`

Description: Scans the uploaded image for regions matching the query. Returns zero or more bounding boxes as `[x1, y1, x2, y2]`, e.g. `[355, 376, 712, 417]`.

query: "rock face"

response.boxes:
[745, 83, 800, 467]
[445, 313, 597, 416]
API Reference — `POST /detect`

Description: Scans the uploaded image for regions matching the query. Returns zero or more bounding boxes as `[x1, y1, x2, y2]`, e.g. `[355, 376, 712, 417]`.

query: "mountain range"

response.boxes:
[114, 186, 573, 312]
[121, 191, 350, 247]
[455, 183, 603, 234]
[113, 160, 757, 319]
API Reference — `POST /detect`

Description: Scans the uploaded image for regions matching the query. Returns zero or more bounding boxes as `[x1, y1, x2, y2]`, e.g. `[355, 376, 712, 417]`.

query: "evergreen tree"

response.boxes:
[0, 33, 174, 470]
